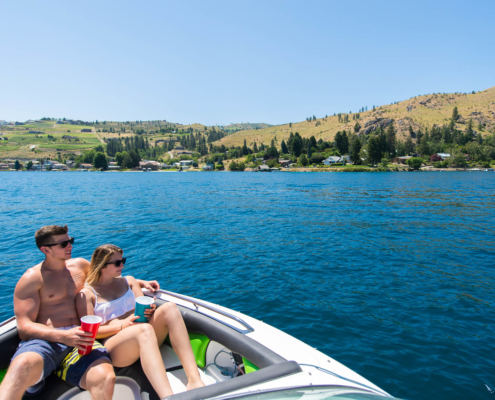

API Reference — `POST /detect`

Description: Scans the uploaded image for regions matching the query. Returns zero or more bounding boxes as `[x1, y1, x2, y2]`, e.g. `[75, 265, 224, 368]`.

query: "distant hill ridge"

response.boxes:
[213, 86, 495, 147]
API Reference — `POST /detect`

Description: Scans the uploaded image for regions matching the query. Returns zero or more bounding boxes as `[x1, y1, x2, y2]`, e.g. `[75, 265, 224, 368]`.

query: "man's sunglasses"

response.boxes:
[105, 258, 127, 267]
[44, 237, 75, 249]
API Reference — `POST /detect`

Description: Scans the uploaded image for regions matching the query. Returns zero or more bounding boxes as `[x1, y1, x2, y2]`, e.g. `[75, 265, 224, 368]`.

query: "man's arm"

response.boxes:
[14, 269, 65, 342]
[15, 269, 94, 350]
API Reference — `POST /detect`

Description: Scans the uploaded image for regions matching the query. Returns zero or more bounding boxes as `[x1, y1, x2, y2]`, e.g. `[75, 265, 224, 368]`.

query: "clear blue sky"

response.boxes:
[1, 0, 494, 126]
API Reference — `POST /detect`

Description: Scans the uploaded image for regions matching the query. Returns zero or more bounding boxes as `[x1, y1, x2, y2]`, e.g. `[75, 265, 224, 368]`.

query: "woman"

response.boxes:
[76, 244, 204, 398]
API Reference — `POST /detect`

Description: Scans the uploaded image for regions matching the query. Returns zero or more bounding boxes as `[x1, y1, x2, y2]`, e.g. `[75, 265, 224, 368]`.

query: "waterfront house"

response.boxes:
[66, 160, 75, 168]
[257, 165, 271, 172]
[180, 160, 193, 167]
[279, 159, 291, 167]
[79, 163, 93, 169]
[52, 163, 68, 170]
[160, 163, 172, 169]
[202, 164, 213, 171]
[43, 160, 55, 169]
[108, 162, 120, 170]
[0, 163, 8, 170]
[323, 156, 343, 165]
[437, 153, 451, 160]
[392, 156, 413, 164]
[139, 161, 160, 170]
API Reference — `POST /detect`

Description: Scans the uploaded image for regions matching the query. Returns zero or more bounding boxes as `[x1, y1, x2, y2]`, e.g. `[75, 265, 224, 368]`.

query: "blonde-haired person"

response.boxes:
[76, 244, 204, 399]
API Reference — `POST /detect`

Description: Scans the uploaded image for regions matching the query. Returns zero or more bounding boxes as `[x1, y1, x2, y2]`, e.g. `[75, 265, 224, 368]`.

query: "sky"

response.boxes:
[1, 0, 494, 126]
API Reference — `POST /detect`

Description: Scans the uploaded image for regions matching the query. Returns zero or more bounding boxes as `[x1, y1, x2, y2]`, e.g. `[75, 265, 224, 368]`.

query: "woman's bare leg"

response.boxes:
[105, 323, 173, 398]
[149, 303, 204, 390]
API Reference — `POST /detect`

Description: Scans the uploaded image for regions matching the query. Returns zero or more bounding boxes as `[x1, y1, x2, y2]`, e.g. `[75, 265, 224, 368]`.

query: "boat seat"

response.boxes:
[55, 377, 141, 400]
[160, 344, 216, 393]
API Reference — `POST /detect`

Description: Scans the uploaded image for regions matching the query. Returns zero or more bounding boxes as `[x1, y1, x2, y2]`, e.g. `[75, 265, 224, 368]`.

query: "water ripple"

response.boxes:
[0, 172, 494, 400]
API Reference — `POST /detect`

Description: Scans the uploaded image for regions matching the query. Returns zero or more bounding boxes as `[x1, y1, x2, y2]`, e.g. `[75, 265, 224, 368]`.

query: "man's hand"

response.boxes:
[140, 280, 160, 292]
[60, 327, 95, 351]
[144, 301, 157, 319]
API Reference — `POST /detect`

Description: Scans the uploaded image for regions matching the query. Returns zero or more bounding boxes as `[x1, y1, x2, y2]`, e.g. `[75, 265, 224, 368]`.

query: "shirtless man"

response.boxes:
[0, 225, 160, 400]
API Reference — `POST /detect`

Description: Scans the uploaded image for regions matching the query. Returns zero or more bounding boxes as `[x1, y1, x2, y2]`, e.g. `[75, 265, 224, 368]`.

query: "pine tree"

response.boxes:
[291, 135, 303, 157]
[386, 123, 397, 157]
[452, 106, 459, 121]
[367, 136, 382, 165]
[281, 140, 288, 154]
[350, 137, 361, 164]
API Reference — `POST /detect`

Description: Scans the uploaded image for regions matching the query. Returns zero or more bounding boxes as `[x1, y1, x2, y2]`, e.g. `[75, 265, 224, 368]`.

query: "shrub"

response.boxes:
[407, 157, 423, 170]
[430, 154, 443, 162]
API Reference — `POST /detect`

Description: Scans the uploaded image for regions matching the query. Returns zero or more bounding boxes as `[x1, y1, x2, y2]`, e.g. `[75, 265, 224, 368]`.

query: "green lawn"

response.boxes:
[39, 144, 95, 150]
[0, 145, 21, 151]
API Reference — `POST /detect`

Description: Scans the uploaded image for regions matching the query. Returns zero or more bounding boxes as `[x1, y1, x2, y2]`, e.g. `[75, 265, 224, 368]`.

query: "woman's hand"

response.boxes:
[121, 315, 140, 330]
[144, 300, 157, 319]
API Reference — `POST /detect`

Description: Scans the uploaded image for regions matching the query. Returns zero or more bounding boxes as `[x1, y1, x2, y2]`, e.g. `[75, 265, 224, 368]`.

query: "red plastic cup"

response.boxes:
[79, 315, 102, 355]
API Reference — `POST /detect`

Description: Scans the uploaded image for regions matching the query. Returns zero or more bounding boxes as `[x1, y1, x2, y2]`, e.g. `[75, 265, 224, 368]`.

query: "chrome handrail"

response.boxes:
[153, 289, 254, 333]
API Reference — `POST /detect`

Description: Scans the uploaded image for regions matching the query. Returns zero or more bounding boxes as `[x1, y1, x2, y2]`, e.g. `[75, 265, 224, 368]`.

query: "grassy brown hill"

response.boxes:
[214, 86, 495, 148]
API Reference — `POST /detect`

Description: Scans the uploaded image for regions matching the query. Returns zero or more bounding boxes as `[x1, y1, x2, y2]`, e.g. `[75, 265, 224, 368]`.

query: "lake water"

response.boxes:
[1, 171, 494, 399]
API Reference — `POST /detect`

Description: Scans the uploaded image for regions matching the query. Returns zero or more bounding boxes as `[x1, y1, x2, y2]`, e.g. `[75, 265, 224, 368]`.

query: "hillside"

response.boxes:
[1, 86, 494, 162]
[213, 86, 495, 148]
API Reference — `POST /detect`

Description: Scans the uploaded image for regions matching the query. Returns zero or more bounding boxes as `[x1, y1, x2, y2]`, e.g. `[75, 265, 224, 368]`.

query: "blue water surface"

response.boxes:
[0, 171, 494, 400]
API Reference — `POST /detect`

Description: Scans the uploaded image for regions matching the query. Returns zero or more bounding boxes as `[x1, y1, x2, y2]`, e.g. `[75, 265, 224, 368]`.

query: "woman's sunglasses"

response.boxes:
[105, 258, 127, 267]
[44, 237, 75, 249]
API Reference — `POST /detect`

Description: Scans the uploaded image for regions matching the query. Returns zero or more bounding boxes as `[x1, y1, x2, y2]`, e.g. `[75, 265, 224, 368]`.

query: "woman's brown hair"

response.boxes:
[86, 244, 123, 286]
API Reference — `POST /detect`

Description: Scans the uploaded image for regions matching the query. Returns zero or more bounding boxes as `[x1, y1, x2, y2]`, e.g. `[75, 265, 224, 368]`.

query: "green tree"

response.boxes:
[14, 160, 21, 170]
[309, 136, 317, 150]
[298, 153, 308, 166]
[229, 161, 238, 171]
[26, 161, 33, 170]
[122, 153, 133, 169]
[465, 118, 474, 143]
[93, 152, 108, 170]
[452, 153, 467, 167]
[291, 135, 303, 157]
[407, 157, 423, 170]
[354, 122, 361, 133]
[452, 106, 459, 121]
[386, 123, 396, 156]
[307, 144, 312, 159]
[237, 162, 246, 171]
[281, 140, 288, 154]
[367, 136, 382, 165]
[350, 137, 362, 164]
[115, 152, 124, 166]
[380, 157, 390, 168]
[404, 137, 415, 155]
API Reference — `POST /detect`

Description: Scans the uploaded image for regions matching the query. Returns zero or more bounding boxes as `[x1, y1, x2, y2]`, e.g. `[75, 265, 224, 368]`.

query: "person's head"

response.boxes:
[35, 225, 74, 260]
[86, 244, 126, 285]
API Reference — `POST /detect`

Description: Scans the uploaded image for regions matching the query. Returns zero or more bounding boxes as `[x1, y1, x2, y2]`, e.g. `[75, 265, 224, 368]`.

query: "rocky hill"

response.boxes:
[214, 86, 495, 148]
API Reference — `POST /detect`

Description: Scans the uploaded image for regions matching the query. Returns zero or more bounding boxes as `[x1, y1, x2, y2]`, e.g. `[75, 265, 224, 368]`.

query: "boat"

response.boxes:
[483, 168, 494, 171]
[0, 289, 399, 400]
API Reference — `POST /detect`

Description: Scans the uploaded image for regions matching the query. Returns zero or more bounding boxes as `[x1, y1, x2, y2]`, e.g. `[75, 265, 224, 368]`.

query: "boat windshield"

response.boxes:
[216, 386, 402, 400]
